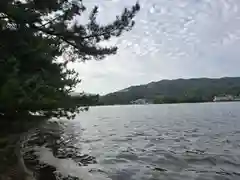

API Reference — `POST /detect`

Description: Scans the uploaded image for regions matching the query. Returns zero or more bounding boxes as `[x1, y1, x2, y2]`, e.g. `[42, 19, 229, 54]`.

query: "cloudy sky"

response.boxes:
[70, 0, 240, 95]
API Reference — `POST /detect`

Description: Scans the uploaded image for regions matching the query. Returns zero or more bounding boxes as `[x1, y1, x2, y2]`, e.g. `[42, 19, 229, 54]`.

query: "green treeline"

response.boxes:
[100, 77, 240, 105]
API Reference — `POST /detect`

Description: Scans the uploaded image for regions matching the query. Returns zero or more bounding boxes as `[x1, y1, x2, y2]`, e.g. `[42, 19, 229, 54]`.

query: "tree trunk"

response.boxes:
[0, 134, 36, 180]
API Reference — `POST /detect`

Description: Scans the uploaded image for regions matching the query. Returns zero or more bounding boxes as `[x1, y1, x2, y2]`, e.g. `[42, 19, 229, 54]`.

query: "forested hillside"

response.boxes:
[100, 77, 240, 105]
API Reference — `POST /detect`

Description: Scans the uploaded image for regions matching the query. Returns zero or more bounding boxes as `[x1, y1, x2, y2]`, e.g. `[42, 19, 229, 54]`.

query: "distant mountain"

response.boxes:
[99, 77, 240, 105]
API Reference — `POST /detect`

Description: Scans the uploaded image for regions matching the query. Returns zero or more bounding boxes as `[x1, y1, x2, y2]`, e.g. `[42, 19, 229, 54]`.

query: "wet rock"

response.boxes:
[38, 165, 57, 180]
[153, 167, 167, 172]
[22, 121, 98, 180]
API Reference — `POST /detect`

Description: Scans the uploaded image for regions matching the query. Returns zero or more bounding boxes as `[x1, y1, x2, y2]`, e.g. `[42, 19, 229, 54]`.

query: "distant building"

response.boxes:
[130, 99, 148, 104]
[213, 95, 234, 102]
[234, 97, 240, 101]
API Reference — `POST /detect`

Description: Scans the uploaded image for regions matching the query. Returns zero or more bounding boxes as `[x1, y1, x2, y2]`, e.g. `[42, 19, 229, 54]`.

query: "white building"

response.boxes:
[130, 99, 148, 104]
[213, 95, 233, 102]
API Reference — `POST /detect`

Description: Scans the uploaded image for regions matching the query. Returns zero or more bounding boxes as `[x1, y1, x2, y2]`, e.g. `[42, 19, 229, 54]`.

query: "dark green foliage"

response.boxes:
[100, 77, 240, 105]
[71, 94, 100, 107]
[153, 96, 178, 104]
[0, 0, 140, 119]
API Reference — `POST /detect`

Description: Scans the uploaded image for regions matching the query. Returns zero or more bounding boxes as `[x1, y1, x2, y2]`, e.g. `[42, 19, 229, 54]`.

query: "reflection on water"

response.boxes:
[25, 103, 240, 180]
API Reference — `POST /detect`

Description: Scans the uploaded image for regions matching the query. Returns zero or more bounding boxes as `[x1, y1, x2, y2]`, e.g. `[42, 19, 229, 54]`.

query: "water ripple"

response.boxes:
[25, 103, 240, 180]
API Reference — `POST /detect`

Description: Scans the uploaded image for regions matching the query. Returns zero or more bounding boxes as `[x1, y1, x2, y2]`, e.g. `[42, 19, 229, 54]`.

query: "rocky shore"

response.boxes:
[0, 120, 96, 180]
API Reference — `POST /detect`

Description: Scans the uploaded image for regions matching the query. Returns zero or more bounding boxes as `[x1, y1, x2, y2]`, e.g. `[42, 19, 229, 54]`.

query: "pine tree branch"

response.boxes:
[33, 24, 113, 40]
[39, 16, 62, 28]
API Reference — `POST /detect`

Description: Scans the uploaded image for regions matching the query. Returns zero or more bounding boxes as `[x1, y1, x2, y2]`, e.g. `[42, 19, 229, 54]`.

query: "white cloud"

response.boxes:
[71, 0, 240, 94]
